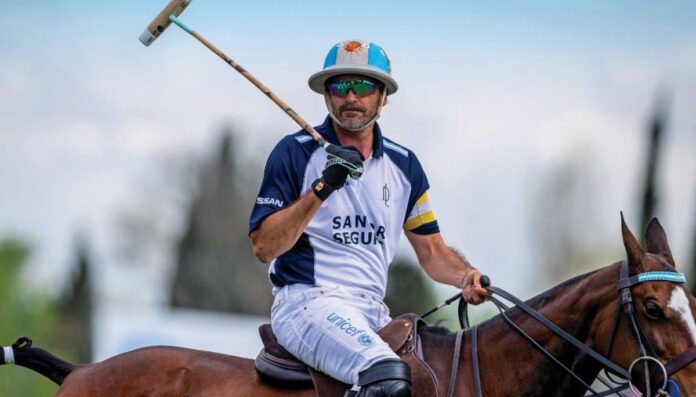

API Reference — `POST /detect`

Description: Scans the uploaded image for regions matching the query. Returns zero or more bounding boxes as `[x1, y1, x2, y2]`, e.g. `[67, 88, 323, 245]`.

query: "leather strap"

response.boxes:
[471, 325, 483, 397]
[458, 298, 469, 329]
[446, 329, 465, 397]
[487, 285, 630, 379]
[666, 346, 696, 376]
[311, 178, 334, 201]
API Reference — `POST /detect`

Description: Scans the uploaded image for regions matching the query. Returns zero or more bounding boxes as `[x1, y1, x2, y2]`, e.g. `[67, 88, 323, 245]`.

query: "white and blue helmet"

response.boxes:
[309, 39, 398, 96]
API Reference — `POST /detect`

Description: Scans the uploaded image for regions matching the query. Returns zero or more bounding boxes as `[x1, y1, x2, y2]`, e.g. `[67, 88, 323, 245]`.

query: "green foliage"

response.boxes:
[385, 257, 457, 328]
[0, 239, 66, 396]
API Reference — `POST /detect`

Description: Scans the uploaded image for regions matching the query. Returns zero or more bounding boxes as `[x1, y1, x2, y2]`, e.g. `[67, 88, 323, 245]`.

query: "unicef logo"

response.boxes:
[358, 334, 375, 346]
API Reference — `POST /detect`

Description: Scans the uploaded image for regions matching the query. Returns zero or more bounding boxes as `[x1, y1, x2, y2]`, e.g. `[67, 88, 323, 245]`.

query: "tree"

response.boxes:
[638, 91, 670, 245]
[528, 149, 607, 286]
[0, 239, 67, 395]
[170, 128, 272, 314]
[384, 257, 438, 317]
[383, 256, 466, 328]
[56, 234, 93, 363]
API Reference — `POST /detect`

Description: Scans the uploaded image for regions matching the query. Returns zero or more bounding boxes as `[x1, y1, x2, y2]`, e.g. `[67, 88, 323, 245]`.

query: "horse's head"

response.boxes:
[604, 215, 696, 395]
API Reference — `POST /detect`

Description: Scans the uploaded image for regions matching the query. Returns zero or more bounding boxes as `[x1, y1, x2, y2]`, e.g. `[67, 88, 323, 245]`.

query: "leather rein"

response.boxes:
[430, 255, 696, 397]
[435, 262, 696, 397]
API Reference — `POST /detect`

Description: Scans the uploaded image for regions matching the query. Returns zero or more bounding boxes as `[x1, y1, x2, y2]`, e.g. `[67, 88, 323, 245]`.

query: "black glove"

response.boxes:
[312, 144, 364, 201]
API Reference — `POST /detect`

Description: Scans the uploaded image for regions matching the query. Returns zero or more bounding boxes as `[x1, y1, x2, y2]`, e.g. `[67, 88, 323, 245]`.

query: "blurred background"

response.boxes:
[1, 1, 694, 394]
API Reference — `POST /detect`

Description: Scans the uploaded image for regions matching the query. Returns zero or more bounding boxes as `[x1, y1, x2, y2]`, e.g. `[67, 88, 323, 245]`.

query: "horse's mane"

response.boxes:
[421, 266, 607, 336]
[421, 323, 453, 336]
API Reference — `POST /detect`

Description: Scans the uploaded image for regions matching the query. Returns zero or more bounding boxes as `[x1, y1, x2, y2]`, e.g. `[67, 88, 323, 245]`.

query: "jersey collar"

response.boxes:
[316, 115, 385, 158]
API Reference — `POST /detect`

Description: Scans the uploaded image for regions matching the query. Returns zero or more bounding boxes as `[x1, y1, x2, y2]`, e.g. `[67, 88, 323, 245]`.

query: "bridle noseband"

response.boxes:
[461, 260, 696, 397]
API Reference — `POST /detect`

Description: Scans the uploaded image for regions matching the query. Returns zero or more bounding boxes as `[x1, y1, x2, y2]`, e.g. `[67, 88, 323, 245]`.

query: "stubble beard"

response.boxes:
[336, 104, 378, 131]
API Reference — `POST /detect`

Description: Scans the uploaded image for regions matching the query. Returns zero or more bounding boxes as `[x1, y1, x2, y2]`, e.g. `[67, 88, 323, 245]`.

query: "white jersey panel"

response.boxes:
[298, 150, 412, 299]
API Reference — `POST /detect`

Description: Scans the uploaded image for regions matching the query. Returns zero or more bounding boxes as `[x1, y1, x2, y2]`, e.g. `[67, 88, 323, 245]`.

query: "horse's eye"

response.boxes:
[644, 301, 664, 320]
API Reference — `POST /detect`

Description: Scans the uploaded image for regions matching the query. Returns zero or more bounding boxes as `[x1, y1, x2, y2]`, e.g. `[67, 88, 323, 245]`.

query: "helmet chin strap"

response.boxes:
[325, 90, 387, 133]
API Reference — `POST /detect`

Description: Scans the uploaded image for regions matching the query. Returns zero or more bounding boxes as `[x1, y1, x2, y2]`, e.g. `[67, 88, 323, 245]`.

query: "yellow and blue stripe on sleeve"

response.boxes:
[403, 191, 440, 235]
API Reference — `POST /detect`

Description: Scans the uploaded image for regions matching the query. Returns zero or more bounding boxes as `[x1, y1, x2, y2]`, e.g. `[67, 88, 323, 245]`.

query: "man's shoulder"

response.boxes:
[268, 131, 321, 160]
[277, 131, 320, 149]
[381, 136, 413, 159]
[380, 135, 429, 183]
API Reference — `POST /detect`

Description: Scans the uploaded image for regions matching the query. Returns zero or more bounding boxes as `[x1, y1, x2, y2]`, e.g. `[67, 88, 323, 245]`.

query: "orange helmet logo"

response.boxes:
[343, 40, 365, 52]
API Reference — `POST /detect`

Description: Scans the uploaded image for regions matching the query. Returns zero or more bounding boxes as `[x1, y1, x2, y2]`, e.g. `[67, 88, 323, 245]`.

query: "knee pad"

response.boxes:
[355, 359, 411, 397]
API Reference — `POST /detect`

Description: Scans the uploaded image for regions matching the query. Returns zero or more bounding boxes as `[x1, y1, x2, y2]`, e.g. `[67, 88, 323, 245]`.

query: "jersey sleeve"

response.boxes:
[403, 153, 440, 235]
[248, 137, 308, 234]
[404, 191, 439, 234]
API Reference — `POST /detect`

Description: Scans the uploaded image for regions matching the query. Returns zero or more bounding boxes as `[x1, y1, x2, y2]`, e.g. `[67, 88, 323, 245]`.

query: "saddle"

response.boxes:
[254, 313, 439, 397]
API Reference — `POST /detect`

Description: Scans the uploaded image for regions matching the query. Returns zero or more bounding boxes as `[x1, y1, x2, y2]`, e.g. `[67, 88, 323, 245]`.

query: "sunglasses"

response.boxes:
[326, 79, 382, 98]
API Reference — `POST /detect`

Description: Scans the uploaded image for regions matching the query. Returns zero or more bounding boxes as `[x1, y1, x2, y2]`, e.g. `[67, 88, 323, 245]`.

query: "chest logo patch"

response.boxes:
[382, 184, 390, 207]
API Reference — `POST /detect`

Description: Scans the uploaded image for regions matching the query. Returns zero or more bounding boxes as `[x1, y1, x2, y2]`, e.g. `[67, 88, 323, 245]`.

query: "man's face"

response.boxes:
[325, 75, 384, 131]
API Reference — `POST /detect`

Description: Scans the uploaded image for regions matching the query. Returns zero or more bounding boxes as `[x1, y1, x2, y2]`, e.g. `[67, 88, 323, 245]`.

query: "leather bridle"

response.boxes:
[600, 259, 696, 396]
[460, 261, 696, 397]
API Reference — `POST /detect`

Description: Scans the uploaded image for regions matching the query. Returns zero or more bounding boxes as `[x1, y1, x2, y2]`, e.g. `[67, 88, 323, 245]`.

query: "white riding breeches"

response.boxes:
[270, 284, 399, 385]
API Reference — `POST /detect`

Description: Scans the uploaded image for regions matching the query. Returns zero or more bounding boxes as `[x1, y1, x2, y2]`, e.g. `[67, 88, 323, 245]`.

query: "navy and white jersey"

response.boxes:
[249, 116, 439, 299]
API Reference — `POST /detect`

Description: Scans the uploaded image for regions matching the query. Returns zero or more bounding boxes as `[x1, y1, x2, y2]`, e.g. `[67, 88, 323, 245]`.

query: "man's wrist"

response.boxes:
[460, 273, 468, 289]
[459, 267, 478, 288]
[312, 178, 335, 201]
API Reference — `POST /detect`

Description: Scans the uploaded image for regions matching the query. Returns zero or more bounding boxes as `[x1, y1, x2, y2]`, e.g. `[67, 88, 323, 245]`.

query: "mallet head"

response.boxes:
[139, 0, 193, 46]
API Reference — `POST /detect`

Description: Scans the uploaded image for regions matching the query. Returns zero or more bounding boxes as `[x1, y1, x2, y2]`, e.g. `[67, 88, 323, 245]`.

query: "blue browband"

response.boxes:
[617, 271, 686, 290]
[637, 271, 687, 284]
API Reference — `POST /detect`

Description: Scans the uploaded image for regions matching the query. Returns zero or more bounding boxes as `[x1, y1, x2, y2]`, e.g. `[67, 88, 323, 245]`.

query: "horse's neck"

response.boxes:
[472, 265, 619, 397]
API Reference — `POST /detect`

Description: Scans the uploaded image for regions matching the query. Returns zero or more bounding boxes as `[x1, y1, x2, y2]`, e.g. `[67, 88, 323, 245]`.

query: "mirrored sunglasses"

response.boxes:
[326, 79, 382, 98]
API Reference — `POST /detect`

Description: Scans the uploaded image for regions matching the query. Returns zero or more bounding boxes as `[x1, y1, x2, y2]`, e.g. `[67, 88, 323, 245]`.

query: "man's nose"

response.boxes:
[344, 89, 359, 101]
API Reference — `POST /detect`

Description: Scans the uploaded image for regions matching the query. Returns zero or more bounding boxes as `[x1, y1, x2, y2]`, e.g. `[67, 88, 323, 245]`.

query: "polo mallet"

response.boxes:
[139, 0, 362, 179]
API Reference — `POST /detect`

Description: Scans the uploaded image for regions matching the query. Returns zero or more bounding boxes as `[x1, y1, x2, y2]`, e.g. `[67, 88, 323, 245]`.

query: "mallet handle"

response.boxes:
[169, 16, 328, 148]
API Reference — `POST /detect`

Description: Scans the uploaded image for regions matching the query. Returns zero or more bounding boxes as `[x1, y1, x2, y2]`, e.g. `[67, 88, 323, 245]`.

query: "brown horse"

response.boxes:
[3, 217, 695, 396]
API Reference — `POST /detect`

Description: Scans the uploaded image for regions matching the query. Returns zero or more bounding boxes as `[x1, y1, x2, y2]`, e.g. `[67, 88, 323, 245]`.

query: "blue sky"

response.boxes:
[1, 1, 694, 304]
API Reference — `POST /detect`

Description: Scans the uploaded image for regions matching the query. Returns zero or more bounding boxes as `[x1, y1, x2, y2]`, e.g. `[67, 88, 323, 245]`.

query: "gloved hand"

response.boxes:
[312, 144, 364, 201]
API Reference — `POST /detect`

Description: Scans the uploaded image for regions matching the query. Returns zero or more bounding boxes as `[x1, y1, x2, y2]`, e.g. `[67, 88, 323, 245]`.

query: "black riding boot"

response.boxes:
[344, 359, 411, 397]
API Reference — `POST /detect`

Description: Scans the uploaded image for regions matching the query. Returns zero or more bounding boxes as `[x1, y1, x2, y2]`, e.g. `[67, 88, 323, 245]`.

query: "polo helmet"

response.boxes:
[308, 39, 398, 95]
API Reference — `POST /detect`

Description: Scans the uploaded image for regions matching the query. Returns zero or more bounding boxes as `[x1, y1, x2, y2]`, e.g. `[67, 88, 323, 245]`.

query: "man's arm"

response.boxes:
[406, 231, 490, 304]
[250, 144, 364, 264]
[250, 191, 322, 263]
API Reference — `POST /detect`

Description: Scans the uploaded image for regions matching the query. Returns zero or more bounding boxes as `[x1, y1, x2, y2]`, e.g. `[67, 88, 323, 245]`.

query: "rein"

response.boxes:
[482, 284, 629, 396]
[470, 262, 694, 397]
[426, 262, 695, 397]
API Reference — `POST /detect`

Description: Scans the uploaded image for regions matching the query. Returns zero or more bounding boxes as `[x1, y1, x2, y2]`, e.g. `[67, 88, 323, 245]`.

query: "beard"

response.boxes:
[335, 102, 379, 131]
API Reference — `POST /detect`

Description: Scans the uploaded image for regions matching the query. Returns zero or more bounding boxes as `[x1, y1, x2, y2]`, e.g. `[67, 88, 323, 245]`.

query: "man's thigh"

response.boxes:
[271, 285, 398, 384]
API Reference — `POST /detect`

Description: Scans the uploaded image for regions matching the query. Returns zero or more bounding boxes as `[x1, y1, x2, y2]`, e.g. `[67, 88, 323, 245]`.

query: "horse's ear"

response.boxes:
[621, 212, 645, 272]
[645, 218, 675, 266]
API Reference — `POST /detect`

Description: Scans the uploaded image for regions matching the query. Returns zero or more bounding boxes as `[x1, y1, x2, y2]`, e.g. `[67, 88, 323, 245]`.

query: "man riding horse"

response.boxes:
[249, 39, 491, 397]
